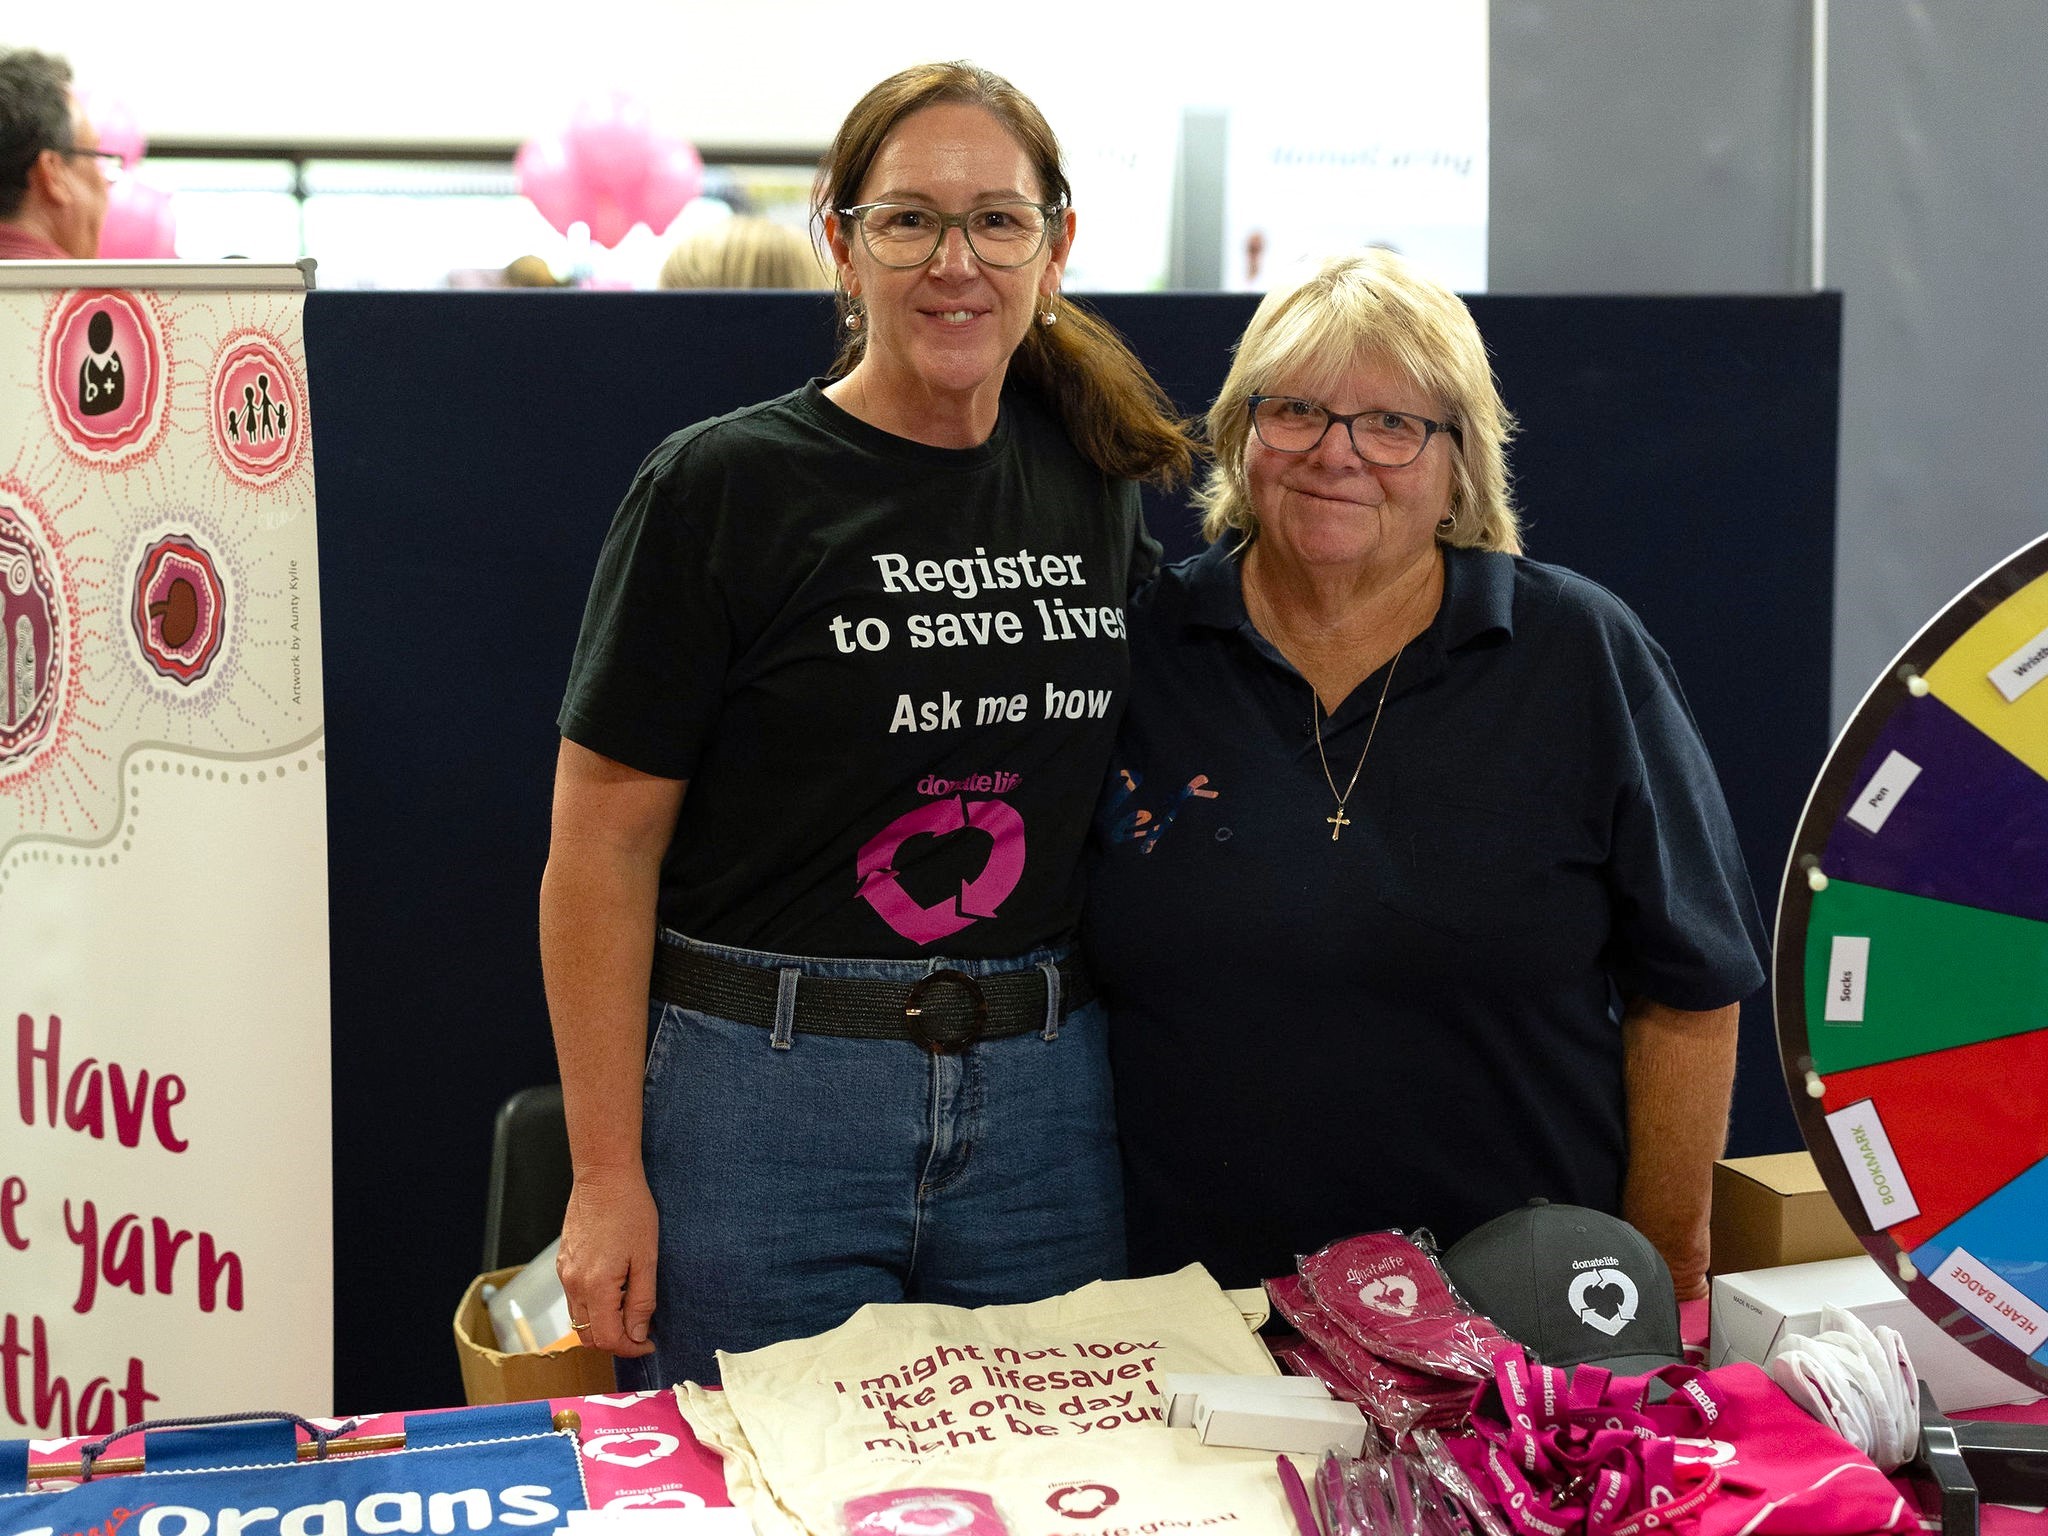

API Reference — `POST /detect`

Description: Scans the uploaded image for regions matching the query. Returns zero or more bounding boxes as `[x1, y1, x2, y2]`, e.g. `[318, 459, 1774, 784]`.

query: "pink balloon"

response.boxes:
[565, 92, 653, 202]
[516, 136, 582, 237]
[98, 176, 176, 259]
[584, 195, 634, 251]
[520, 94, 704, 250]
[636, 140, 704, 234]
[79, 89, 146, 169]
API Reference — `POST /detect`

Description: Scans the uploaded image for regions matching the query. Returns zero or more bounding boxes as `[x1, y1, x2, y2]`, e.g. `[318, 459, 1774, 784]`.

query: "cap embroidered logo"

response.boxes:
[1568, 1268, 1640, 1337]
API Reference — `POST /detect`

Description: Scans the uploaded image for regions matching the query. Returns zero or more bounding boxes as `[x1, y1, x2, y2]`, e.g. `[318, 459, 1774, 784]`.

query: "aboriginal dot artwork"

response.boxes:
[41, 289, 167, 467]
[0, 490, 65, 772]
[1778, 531, 2048, 1390]
[131, 532, 228, 685]
[209, 329, 307, 488]
[1, 280, 320, 874]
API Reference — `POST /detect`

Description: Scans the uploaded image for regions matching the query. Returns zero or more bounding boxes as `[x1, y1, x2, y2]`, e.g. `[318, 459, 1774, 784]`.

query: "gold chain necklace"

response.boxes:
[1242, 558, 1418, 842]
[1312, 646, 1402, 840]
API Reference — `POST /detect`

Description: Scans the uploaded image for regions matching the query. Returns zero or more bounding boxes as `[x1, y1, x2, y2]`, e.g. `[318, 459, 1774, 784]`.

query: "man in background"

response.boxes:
[0, 49, 108, 259]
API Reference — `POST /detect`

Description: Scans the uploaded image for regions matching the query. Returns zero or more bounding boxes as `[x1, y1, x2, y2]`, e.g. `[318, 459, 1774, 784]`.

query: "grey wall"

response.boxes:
[1492, 0, 2048, 727]
[1825, 5, 2048, 718]
[1489, 0, 1813, 295]
[1488, 0, 2048, 1163]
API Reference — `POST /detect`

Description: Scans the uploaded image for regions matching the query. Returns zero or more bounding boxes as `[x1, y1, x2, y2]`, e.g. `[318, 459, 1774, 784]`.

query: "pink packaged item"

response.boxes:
[843, 1489, 1009, 1536]
[1267, 1273, 1470, 1435]
[1269, 1334, 1365, 1403]
[1298, 1231, 1511, 1383]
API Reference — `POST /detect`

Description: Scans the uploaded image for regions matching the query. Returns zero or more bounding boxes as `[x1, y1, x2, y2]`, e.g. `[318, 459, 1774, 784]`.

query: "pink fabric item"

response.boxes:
[1609, 1362, 1918, 1536]
[1299, 1231, 1512, 1382]
[1267, 1273, 1470, 1435]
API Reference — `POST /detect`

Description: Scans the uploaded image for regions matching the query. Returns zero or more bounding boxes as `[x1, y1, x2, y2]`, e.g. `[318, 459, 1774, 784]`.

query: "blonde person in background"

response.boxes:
[658, 215, 827, 290]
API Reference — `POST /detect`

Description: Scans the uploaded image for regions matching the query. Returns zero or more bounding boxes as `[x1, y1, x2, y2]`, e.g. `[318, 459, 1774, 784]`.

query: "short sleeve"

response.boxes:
[556, 455, 730, 780]
[1604, 641, 1769, 1011]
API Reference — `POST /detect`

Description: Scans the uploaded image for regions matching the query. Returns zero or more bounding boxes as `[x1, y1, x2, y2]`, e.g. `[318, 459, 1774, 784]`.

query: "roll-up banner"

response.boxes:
[0, 262, 331, 1431]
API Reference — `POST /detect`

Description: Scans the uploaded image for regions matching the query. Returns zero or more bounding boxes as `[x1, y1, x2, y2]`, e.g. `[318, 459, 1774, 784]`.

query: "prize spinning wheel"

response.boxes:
[1776, 531, 2048, 1395]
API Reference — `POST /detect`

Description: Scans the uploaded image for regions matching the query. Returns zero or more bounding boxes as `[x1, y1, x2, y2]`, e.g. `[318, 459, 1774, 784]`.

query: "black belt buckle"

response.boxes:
[903, 968, 988, 1054]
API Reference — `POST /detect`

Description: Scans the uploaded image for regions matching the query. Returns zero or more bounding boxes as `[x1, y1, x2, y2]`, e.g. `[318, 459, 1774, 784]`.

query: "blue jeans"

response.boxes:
[615, 932, 1126, 1388]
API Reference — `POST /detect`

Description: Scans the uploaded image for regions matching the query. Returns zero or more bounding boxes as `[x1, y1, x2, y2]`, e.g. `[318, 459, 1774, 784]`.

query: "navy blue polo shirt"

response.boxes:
[1081, 540, 1766, 1288]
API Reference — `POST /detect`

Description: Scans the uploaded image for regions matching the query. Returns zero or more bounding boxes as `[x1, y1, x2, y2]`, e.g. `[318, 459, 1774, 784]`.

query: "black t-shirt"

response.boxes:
[1082, 542, 1767, 1286]
[561, 381, 1154, 959]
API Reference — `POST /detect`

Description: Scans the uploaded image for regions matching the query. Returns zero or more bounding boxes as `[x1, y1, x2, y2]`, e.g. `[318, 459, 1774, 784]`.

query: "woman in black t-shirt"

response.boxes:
[543, 62, 1189, 1387]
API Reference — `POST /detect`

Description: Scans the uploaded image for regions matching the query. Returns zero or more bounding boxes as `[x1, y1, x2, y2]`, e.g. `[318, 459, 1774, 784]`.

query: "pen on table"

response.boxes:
[1277, 1454, 1323, 1536]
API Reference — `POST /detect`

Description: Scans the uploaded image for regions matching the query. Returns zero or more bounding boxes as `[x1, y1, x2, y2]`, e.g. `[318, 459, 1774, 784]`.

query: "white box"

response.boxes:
[1711, 1255, 2040, 1412]
[1162, 1371, 1327, 1428]
[1195, 1390, 1367, 1458]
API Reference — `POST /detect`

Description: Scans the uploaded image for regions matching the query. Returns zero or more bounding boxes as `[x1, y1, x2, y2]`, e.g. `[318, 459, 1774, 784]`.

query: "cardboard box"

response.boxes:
[454, 1265, 619, 1406]
[1162, 1371, 1326, 1428]
[1195, 1386, 1367, 1458]
[1711, 1152, 1864, 1277]
[1711, 1255, 2039, 1412]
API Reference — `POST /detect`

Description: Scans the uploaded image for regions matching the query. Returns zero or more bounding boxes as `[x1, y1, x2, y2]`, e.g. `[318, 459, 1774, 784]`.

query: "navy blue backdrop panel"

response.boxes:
[305, 289, 1837, 1414]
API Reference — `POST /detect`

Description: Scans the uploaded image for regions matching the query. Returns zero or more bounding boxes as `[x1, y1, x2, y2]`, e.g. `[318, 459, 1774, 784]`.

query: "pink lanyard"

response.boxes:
[1461, 1350, 1722, 1536]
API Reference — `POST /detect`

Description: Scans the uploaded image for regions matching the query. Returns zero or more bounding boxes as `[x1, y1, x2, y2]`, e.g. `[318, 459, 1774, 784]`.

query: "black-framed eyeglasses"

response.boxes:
[1247, 395, 1462, 467]
[836, 200, 1061, 269]
[61, 148, 125, 180]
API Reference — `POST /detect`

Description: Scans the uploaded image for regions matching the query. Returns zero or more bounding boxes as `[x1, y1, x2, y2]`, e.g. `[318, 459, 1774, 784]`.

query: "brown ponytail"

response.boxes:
[813, 62, 1195, 488]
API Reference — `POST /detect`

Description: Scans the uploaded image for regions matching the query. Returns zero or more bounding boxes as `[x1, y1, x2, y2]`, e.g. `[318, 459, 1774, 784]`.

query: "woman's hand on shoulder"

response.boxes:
[556, 1163, 660, 1357]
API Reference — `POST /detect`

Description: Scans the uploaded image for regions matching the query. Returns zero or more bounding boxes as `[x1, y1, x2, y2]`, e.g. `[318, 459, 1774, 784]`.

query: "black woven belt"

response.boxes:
[650, 943, 1096, 1053]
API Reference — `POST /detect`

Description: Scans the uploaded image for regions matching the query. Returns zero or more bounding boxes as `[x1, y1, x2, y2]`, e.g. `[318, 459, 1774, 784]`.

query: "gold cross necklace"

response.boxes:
[1243, 557, 1421, 843]
[1312, 645, 1403, 840]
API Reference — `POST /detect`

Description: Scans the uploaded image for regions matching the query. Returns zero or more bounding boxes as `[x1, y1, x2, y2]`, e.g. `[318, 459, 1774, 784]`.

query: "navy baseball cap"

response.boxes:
[1441, 1200, 1684, 1377]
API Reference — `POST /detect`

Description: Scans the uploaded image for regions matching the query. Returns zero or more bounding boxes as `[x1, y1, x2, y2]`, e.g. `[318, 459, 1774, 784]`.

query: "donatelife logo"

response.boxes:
[1567, 1267, 1640, 1338]
[1046, 1485, 1120, 1520]
[856, 795, 1025, 946]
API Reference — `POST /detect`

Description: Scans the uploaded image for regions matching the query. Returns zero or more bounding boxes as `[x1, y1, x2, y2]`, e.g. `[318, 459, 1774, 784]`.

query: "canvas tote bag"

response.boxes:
[686, 1267, 1300, 1536]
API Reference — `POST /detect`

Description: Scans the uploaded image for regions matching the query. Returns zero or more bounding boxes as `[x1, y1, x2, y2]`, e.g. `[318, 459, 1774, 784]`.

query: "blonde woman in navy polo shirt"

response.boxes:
[1084, 250, 1765, 1302]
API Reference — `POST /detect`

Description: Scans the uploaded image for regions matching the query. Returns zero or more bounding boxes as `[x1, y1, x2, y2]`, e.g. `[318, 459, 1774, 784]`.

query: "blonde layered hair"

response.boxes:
[1198, 250, 1521, 553]
[658, 217, 827, 291]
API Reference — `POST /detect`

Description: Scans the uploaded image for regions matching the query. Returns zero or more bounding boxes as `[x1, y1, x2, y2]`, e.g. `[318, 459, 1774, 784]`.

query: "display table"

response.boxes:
[18, 1379, 2046, 1531]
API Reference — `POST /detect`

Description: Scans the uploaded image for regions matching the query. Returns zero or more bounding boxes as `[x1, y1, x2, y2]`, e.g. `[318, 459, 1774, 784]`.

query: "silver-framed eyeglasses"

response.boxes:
[1247, 395, 1463, 467]
[837, 201, 1061, 269]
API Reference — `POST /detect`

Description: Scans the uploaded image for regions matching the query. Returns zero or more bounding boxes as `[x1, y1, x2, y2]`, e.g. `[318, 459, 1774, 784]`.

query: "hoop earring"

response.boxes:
[1437, 511, 1456, 532]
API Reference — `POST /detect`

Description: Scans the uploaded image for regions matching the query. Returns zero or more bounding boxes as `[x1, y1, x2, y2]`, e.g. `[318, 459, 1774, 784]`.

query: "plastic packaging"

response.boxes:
[1767, 1303, 1919, 1471]
[1298, 1231, 1510, 1383]
[1270, 1335, 1366, 1403]
[1411, 1428, 1514, 1536]
[1268, 1273, 1473, 1436]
